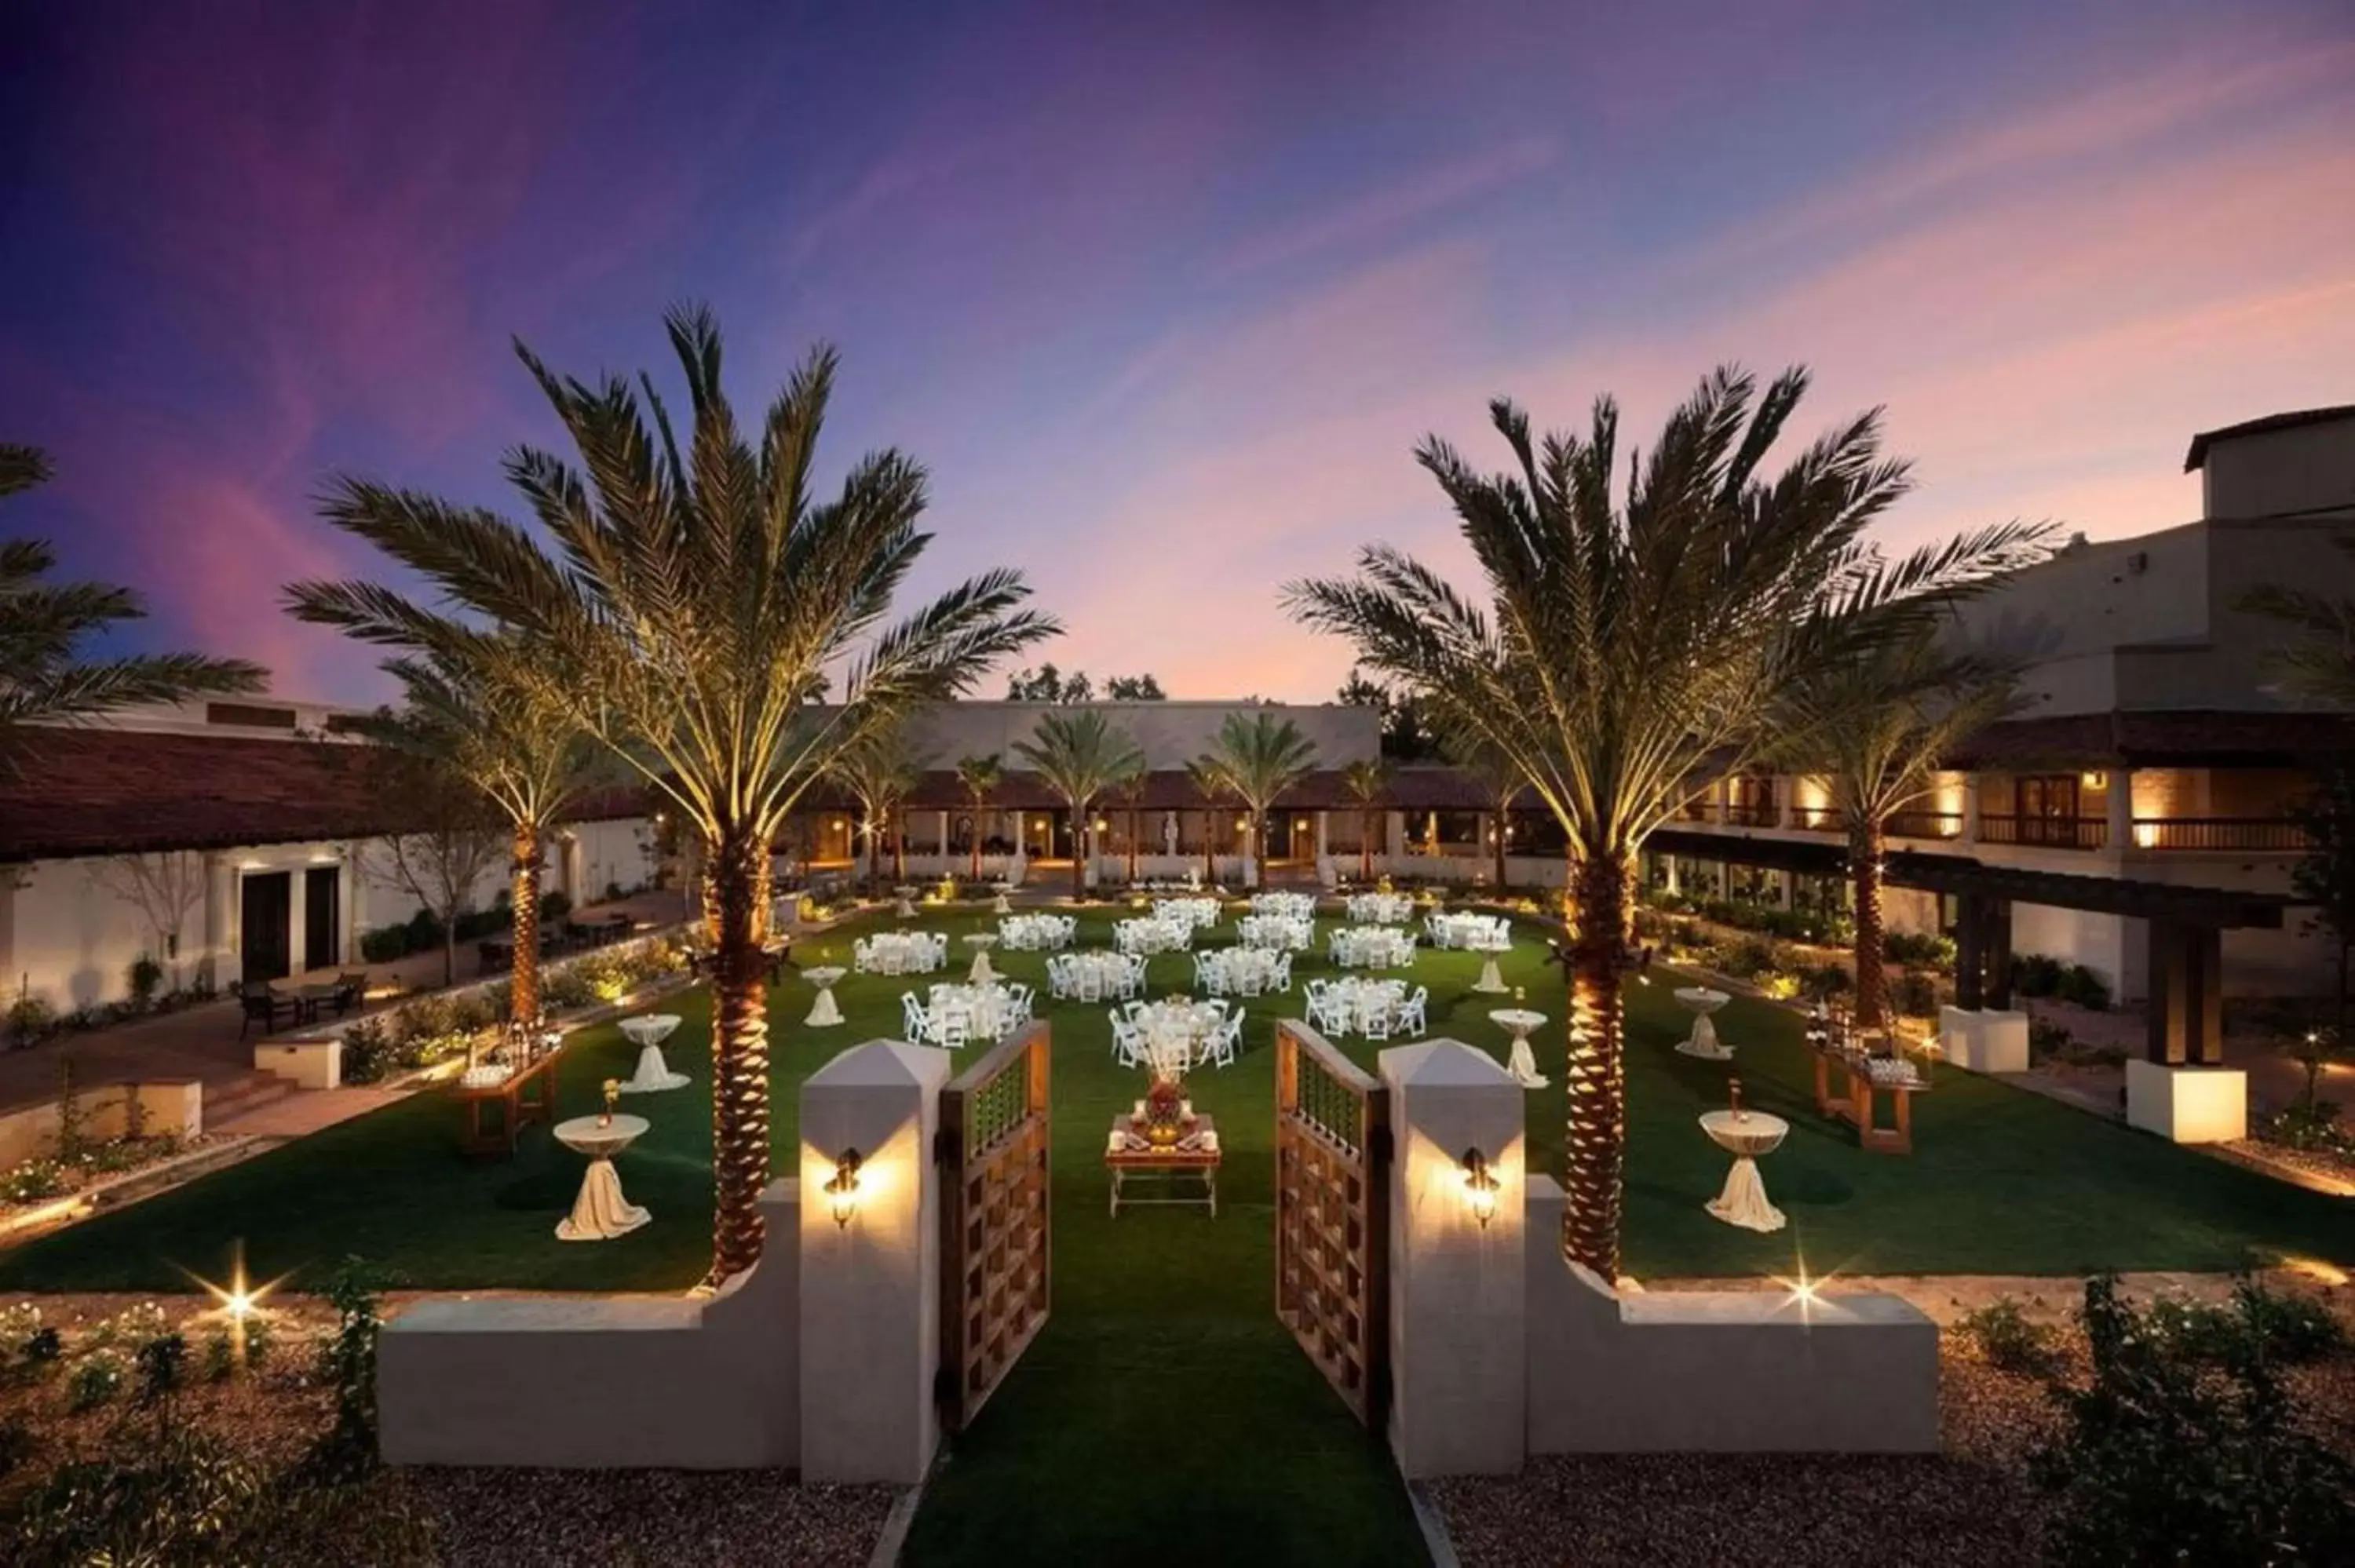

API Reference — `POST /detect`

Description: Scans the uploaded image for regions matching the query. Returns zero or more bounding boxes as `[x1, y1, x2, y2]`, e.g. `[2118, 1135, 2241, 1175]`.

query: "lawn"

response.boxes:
[4, 902, 2350, 1564]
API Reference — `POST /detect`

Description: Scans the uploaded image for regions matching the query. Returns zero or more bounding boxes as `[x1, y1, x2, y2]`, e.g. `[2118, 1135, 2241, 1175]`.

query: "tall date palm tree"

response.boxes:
[301, 308, 1056, 1286]
[954, 752, 1003, 882]
[829, 727, 925, 897]
[1287, 366, 2045, 1278]
[1199, 710, 1320, 891]
[1339, 757, 1390, 882]
[1012, 709, 1145, 898]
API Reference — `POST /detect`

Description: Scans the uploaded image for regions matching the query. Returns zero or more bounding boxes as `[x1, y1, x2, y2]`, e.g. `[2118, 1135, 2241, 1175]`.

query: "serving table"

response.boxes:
[452, 1047, 562, 1156]
[1813, 1046, 1924, 1154]
[802, 966, 847, 1027]
[1699, 1109, 1789, 1231]
[553, 1114, 652, 1241]
[1105, 1112, 1221, 1217]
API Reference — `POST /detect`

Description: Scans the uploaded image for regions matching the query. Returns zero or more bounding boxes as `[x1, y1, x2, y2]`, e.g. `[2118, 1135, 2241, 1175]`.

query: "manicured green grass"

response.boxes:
[5, 904, 2350, 1564]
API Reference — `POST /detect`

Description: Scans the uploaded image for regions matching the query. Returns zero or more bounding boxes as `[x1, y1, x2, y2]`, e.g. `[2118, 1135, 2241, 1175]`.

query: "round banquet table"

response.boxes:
[1488, 1008, 1550, 1088]
[617, 1015, 689, 1094]
[553, 1114, 652, 1241]
[803, 965, 847, 1027]
[1699, 1109, 1788, 1232]
[1674, 987, 1734, 1059]
[962, 932, 1000, 983]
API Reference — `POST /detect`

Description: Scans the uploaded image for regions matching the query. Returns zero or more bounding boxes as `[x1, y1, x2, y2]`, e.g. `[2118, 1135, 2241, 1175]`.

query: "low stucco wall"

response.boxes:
[378, 1182, 801, 1469]
[0, 1078, 203, 1166]
[1525, 1178, 1939, 1453]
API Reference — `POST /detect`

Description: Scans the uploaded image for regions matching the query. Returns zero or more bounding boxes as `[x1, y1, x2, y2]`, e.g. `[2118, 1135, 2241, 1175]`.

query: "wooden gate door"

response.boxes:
[937, 1020, 1051, 1435]
[1274, 1020, 1391, 1428]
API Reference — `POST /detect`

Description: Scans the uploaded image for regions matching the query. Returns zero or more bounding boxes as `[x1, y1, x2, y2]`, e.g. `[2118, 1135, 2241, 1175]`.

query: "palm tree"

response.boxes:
[2240, 541, 2355, 706]
[1287, 366, 2047, 1278]
[284, 621, 599, 1024]
[830, 727, 926, 897]
[1339, 757, 1391, 881]
[1011, 709, 1145, 898]
[1199, 710, 1320, 891]
[3, 445, 265, 773]
[301, 307, 1056, 1286]
[1114, 761, 1150, 886]
[1452, 738, 1527, 892]
[954, 752, 1003, 882]
[1186, 756, 1228, 884]
[1772, 628, 2032, 1028]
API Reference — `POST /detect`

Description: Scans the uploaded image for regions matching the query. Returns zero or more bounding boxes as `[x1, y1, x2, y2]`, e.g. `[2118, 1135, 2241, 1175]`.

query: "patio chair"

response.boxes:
[1362, 998, 1393, 1041]
[331, 972, 369, 1016]
[1398, 985, 1429, 1037]
[900, 991, 930, 1045]
[1302, 979, 1333, 1033]
[1271, 951, 1294, 994]
[236, 983, 295, 1038]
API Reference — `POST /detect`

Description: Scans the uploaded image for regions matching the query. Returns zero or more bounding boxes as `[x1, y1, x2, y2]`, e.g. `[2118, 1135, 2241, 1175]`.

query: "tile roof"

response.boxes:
[1941, 710, 2355, 768]
[2184, 404, 2355, 470]
[0, 727, 645, 863]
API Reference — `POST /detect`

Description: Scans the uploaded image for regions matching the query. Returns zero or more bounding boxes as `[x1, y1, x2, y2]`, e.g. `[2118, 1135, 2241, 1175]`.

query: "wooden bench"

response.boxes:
[454, 1050, 564, 1157]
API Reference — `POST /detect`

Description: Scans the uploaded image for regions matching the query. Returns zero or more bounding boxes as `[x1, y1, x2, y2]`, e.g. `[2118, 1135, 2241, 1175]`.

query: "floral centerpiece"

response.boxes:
[1141, 1073, 1194, 1148]
[600, 1078, 620, 1127]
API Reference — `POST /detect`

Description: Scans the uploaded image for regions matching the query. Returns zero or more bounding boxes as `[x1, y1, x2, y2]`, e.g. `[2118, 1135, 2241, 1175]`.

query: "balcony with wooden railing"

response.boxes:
[1979, 814, 2107, 850]
[2128, 817, 2309, 852]
[1885, 810, 1963, 841]
[1788, 804, 1845, 833]
[1719, 800, 1778, 827]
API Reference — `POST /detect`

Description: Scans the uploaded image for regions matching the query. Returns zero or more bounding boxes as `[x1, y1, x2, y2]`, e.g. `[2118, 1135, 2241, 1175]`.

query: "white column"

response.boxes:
[341, 850, 364, 966]
[1315, 811, 1330, 859]
[287, 862, 311, 975]
[202, 852, 235, 990]
[937, 810, 950, 858]
[0, 867, 16, 997]
[1385, 811, 1406, 870]
[798, 1040, 951, 1484]
[1961, 775, 1982, 845]
[1380, 1039, 1528, 1479]
[1662, 856, 1680, 895]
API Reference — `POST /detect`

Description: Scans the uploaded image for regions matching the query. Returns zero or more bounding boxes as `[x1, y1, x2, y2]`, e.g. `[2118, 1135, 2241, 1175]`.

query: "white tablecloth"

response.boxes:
[1248, 892, 1316, 921]
[1331, 928, 1415, 968]
[1238, 913, 1313, 950]
[554, 1115, 651, 1241]
[619, 1015, 681, 1049]
[1154, 898, 1221, 930]
[1345, 893, 1415, 924]
[1429, 912, 1510, 950]
[1489, 1008, 1548, 1088]
[1700, 1110, 1788, 1232]
[1000, 913, 1076, 950]
[1199, 946, 1280, 994]
[863, 932, 943, 975]
[803, 965, 846, 1028]
[925, 982, 1019, 1043]
[1322, 977, 1406, 1035]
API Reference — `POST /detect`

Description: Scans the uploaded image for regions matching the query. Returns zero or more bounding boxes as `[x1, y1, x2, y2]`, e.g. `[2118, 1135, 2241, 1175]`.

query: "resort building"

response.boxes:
[1645, 404, 2355, 1002]
[0, 698, 658, 1015]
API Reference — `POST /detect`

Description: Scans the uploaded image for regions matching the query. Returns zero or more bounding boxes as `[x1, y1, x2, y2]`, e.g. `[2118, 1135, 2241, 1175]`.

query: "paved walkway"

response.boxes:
[0, 892, 689, 1116]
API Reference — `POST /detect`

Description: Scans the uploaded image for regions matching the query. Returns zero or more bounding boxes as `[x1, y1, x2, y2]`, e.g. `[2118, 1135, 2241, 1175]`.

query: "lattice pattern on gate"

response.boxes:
[1274, 1019, 1390, 1428]
[937, 1020, 1052, 1435]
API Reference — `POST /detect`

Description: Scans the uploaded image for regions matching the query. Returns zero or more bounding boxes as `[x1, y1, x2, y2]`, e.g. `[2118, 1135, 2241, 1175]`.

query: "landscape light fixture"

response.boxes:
[1459, 1147, 1500, 1228]
[825, 1148, 864, 1229]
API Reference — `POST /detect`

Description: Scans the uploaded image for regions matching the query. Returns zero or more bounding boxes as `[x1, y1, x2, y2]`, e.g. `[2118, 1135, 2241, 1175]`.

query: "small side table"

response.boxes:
[617, 1013, 688, 1094]
[1106, 1114, 1221, 1216]
[803, 966, 847, 1027]
[1674, 987, 1734, 1060]
[553, 1114, 652, 1241]
[1700, 1109, 1788, 1231]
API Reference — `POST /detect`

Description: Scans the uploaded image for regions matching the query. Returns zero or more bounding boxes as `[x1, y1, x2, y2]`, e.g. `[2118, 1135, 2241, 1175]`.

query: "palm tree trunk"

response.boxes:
[1072, 803, 1086, 898]
[509, 823, 541, 1024]
[867, 822, 882, 897]
[1127, 804, 1140, 884]
[969, 798, 984, 882]
[1360, 805, 1375, 881]
[704, 819, 772, 1288]
[1565, 851, 1632, 1280]
[1851, 819, 1888, 1029]
[1203, 811, 1216, 883]
[1492, 809, 1508, 891]
[891, 812, 905, 883]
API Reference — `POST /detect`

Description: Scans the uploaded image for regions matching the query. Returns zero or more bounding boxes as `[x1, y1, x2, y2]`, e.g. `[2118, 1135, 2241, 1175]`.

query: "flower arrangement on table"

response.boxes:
[600, 1078, 620, 1127]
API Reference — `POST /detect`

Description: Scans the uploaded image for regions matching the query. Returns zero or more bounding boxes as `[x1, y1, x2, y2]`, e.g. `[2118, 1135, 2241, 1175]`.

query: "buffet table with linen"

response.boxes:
[1330, 926, 1415, 968]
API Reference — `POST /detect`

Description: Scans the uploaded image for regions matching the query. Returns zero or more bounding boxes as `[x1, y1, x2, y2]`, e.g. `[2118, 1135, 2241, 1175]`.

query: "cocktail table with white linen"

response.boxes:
[1700, 1109, 1788, 1231]
[1488, 1008, 1549, 1088]
[617, 1014, 690, 1093]
[554, 1114, 652, 1240]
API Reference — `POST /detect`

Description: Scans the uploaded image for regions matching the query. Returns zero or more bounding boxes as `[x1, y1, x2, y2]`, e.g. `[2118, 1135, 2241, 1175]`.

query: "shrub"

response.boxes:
[1714, 935, 1785, 982]
[358, 924, 411, 963]
[68, 1350, 126, 1411]
[125, 956, 164, 1010]
[539, 889, 572, 921]
[0, 1414, 31, 1479]
[134, 1331, 188, 1403]
[2009, 952, 2065, 997]
[202, 1327, 237, 1382]
[541, 968, 597, 1010]
[1883, 930, 1957, 972]
[5, 991, 56, 1047]
[1957, 1296, 2064, 1377]
[401, 906, 444, 954]
[338, 1019, 392, 1085]
[1891, 970, 1940, 1018]
[2056, 963, 2111, 1011]
[0, 1158, 70, 1205]
[1799, 962, 1853, 1002]
[2144, 1282, 2348, 1366]
[2035, 1275, 2354, 1566]
[88, 1300, 170, 1352]
[308, 1259, 396, 1482]
[2028, 1015, 2073, 1059]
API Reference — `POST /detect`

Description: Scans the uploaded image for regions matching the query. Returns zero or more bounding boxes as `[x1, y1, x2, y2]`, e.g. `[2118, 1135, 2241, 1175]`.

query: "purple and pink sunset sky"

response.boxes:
[5, 0, 2353, 706]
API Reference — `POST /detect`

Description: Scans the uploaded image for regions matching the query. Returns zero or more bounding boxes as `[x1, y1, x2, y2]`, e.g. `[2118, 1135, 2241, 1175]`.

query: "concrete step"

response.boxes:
[203, 1070, 300, 1123]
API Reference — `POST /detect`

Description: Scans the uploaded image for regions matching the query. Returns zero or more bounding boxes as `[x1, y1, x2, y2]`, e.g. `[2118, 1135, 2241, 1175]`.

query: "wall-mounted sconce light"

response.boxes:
[1459, 1147, 1500, 1228]
[2082, 771, 2108, 790]
[824, 1148, 864, 1229]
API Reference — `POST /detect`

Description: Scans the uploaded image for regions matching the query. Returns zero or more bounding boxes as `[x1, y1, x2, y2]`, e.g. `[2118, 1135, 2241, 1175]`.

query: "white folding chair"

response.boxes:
[936, 1005, 971, 1050]
[1399, 985, 1429, 1037]
[901, 991, 930, 1045]
[1362, 996, 1393, 1041]
[1272, 951, 1294, 994]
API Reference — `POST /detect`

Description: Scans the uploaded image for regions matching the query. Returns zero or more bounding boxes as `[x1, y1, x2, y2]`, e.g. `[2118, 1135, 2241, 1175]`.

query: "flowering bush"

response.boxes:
[0, 1158, 69, 1205]
[68, 1349, 126, 1411]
